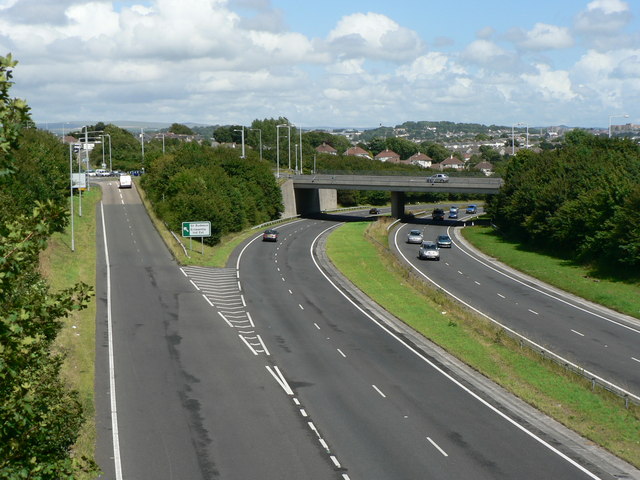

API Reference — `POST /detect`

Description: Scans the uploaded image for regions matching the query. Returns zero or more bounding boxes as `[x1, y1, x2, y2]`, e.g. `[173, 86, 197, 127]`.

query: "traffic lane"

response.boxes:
[241, 218, 602, 480]
[95, 184, 341, 480]
[395, 220, 640, 396]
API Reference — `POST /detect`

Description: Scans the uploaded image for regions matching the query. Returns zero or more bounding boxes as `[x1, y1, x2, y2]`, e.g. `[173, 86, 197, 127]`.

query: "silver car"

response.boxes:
[427, 173, 449, 183]
[418, 241, 440, 261]
[406, 229, 423, 244]
[437, 234, 452, 248]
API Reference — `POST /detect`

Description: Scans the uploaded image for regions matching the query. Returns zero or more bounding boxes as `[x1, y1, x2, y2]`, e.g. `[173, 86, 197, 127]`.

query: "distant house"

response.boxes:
[374, 149, 400, 163]
[439, 155, 465, 170]
[408, 152, 432, 168]
[316, 142, 337, 155]
[344, 146, 372, 159]
[475, 161, 494, 176]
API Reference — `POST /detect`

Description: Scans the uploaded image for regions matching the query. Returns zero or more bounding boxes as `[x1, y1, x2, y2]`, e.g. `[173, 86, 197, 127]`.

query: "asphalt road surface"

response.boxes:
[393, 209, 640, 401]
[94, 184, 638, 479]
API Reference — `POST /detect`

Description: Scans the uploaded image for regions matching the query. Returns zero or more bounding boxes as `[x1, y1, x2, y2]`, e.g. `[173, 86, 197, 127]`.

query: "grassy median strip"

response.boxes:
[40, 188, 101, 478]
[461, 226, 640, 319]
[326, 220, 640, 468]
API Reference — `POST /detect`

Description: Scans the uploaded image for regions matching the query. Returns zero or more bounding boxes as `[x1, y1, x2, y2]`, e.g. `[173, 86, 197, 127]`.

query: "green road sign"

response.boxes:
[182, 221, 211, 238]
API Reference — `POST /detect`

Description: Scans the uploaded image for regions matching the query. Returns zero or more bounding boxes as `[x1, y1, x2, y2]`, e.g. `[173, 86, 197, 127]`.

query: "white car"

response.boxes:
[427, 173, 449, 183]
[406, 229, 423, 244]
[418, 241, 440, 261]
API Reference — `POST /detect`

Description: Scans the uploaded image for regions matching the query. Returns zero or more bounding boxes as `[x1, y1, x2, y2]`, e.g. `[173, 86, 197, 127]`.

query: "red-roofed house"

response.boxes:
[316, 142, 337, 155]
[374, 149, 400, 163]
[408, 152, 433, 168]
[439, 155, 465, 170]
[344, 146, 372, 159]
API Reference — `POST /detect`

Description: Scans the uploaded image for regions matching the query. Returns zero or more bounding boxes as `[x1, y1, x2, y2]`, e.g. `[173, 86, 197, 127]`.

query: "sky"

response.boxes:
[1, 0, 639, 129]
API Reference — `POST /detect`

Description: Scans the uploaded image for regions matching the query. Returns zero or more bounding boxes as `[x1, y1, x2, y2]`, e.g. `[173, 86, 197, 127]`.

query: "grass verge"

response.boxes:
[460, 226, 640, 319]
[39, 188, 101, 478]
[326, 219, 640, 468]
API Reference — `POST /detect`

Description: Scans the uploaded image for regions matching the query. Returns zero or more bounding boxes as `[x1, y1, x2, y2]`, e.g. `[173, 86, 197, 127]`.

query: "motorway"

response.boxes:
[393, 208, 640, 401]
[95, 181, 638, 479]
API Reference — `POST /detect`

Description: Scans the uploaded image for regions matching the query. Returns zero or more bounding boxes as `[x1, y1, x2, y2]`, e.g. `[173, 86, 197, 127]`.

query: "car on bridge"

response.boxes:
[427, 173, 449, 183]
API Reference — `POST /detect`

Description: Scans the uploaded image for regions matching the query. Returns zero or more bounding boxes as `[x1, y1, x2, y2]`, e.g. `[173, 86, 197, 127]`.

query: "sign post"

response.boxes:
[182, 221, 211, 254]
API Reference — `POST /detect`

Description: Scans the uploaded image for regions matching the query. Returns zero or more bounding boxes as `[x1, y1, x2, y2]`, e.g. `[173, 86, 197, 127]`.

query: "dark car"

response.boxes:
[369, 208, 381, 215]
[262, 229, 278, 242]
[437, 234, 452, 248]
[432, 208, 445, 221]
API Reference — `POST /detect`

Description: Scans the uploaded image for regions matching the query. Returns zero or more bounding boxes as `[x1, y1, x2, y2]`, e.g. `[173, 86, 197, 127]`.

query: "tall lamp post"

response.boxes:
[276, 124, 289, 177]
[233, 127, 246, 158]
[608, 113, 629, 138]
[250, 128, 262, 162]
[101, 134, 112, 172]
[69, 143, 75, 252]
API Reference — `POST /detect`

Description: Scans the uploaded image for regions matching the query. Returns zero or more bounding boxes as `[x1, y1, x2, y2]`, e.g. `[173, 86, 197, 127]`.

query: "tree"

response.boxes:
[169, 123, 194, 135]
[0, 54, 93, 478]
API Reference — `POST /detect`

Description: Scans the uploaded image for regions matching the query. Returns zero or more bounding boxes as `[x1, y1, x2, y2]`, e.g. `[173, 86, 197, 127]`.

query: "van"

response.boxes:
[119, 174, 132, 189]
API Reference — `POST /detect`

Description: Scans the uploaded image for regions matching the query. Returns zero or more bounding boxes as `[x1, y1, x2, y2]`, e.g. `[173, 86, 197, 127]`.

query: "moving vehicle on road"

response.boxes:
[437, 234, 452, 248]
[406, 229, 423, 244]
[466, 204, 477, 214]
[449, 206, 459, 219]
[119, 174, 132, 189]
[418, 241, 440, 260]
[369, 208, 381, 215]
[432, 208, 445, 221]
[427, 173, 449, 183]
[262, 229, 278, 242]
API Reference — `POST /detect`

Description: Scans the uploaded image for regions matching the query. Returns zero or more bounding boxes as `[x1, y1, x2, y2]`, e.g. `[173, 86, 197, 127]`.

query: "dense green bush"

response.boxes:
[488, 131, 640, 268]
[141, 142, 282, 245]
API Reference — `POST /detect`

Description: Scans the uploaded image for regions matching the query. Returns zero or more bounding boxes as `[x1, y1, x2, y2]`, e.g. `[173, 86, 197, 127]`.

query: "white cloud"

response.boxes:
[521, 64, 577, 101]
[574, 0, 632, 48]
[461, 39, 511, 64]
[326, 12, 423, 62]
[515, 23, 574, 51]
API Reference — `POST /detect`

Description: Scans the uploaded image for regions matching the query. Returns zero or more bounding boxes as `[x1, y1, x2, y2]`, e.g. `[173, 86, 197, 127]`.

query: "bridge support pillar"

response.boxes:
[391, 191, 405, 218]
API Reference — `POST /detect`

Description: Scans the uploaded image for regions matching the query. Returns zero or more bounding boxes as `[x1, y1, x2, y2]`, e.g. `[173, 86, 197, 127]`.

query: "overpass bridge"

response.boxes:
[280, 174, 503, 218]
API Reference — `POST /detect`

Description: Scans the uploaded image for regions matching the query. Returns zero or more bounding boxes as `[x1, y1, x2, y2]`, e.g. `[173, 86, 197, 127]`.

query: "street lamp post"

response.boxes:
[299, 128, 303, 173]
[250, 128, 262, 162]
[276, 124, 289, 177]
[140, 128, 145, 162]
[608, 113, 629, 138]
[101, 134, 112, 172]
[69, 143, 75, 252]
[234, 127, 246, 158]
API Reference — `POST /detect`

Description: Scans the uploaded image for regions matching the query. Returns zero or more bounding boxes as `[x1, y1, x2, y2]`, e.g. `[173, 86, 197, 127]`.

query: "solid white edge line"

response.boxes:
[395, 224, 640, 405]
[190, 279, 200, 291]
[100, 202, 123, 480]
[311, 223, 603, 480]
[451, 225, 640, 335]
